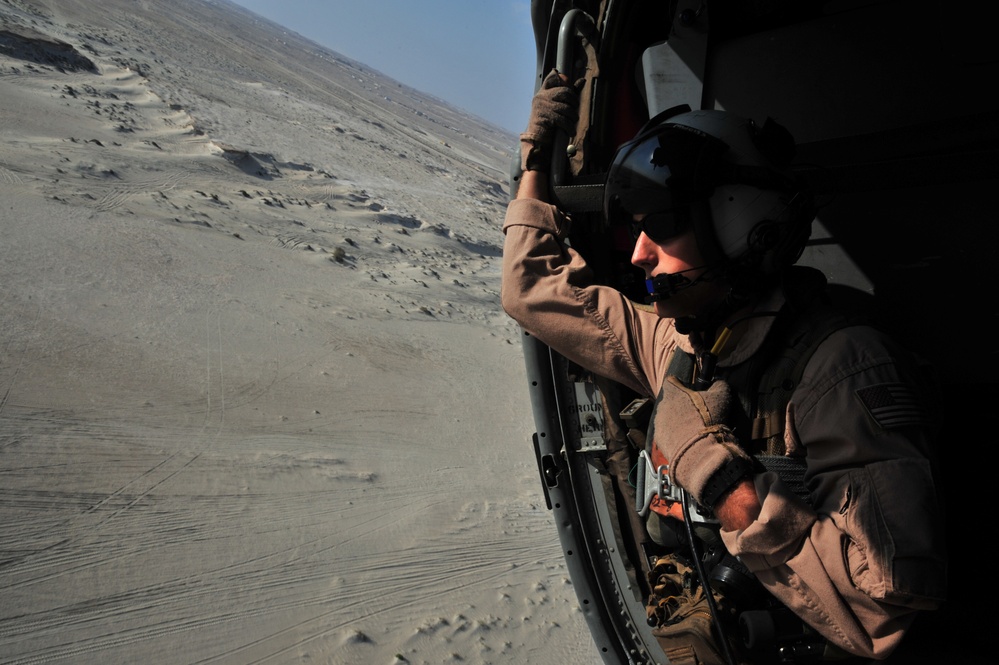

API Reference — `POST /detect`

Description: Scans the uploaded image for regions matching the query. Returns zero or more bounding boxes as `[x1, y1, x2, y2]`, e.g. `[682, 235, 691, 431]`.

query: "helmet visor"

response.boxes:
[604, 124, 727, 231]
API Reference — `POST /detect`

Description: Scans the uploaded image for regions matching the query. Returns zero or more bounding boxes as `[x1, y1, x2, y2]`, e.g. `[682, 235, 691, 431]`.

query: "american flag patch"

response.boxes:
[855, 383, 924, 429]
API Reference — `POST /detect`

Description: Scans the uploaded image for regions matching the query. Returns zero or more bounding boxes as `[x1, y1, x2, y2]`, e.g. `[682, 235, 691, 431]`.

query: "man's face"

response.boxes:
[629, 221, 726, 320]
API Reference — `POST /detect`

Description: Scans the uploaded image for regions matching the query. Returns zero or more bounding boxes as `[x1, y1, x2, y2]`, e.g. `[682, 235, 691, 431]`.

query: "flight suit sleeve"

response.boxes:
[501, 197, 667, 396]
[720, 326, 947, 659]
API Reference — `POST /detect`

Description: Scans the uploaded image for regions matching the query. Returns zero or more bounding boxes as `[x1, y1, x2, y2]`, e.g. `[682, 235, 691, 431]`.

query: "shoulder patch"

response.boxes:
[855, 383, 923, 429]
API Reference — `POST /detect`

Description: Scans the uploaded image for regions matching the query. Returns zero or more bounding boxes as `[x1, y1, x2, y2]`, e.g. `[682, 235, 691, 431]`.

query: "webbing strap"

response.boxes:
[666, 348, 697, 387]
[750, 413, 783, 442]
[756, 455, 810, 505]
[645, 348, 697, 458]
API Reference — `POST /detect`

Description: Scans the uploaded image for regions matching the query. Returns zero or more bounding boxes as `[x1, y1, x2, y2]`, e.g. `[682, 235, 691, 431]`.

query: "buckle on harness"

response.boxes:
[635, 449, 718, 524]
[635, 449, 670, 517]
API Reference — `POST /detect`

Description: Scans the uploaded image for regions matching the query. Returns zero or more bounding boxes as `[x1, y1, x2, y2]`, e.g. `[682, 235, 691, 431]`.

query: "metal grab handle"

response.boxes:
[555, 8, 595, 76]
[551, 9, 595, 187]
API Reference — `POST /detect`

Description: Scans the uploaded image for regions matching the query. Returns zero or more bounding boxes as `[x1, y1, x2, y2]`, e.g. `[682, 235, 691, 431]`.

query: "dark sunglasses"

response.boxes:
[629, 209, 690, 244]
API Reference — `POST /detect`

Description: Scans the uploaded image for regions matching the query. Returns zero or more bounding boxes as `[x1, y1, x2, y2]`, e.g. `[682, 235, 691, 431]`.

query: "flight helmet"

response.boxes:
[604, 108, 814, 285]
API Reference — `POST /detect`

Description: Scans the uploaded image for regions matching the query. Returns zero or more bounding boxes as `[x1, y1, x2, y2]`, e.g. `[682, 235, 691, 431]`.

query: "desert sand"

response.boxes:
[0, 1, 602, 663]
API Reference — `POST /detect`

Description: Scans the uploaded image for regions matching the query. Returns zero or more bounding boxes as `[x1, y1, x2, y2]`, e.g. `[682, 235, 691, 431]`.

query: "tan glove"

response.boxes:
[654, 376, 753, 509]
[519, 69, 580, 173]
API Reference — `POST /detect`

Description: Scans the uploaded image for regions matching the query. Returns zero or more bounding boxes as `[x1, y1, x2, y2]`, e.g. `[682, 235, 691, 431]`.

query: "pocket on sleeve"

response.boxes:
[840, 458, 947, 610]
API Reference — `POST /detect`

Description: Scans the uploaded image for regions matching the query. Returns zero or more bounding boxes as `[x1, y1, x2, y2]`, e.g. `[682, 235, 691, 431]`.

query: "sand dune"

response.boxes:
[0, 1, 601, 663]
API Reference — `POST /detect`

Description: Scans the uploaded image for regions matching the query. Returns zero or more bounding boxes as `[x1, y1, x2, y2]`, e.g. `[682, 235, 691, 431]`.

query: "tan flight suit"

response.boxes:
[501, 198, 947, 660]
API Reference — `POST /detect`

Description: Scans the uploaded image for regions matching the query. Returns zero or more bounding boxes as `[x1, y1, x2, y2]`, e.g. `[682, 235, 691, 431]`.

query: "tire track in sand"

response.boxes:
[0, 307, 230, 583]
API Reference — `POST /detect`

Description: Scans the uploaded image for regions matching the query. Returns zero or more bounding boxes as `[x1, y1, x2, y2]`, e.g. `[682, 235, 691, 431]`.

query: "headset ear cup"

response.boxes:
[747, 220, 782, 273]
[746, 191, 814, 274]
[781, 190, 816, 268]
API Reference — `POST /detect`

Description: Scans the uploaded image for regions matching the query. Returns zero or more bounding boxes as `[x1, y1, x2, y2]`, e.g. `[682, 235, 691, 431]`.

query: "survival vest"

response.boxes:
[639, 266, 868, 664]
[656, 265, 866, 504]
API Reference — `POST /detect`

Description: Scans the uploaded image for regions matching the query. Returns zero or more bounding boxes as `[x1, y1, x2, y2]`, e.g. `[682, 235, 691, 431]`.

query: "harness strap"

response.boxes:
[644, 346, 697, 457]
[750, 412, 783, 442]
[666, 346, 697, 387]
[754, 455, 809, 504]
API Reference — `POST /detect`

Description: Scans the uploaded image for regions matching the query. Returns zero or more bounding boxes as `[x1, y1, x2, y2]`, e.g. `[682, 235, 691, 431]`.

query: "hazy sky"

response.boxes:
[227, 0, 539, 135]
